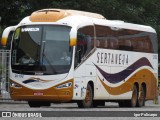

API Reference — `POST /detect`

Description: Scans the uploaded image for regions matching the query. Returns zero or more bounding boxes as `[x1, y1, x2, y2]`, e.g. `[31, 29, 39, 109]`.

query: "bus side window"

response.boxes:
[75, 45, 81, 67]
[96, 40, 100, 47]
[125, 40, 133, 51]
[104, 40, 108, 48]
[144, 41, 150, 52]
[136, 41, 144, 52]
[75, 26, 94, 68]
[85, 35, 92, 53]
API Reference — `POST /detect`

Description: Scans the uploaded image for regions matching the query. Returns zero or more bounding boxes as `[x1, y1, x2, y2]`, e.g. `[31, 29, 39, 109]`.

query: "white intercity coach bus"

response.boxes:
[1, 9, 158, 108]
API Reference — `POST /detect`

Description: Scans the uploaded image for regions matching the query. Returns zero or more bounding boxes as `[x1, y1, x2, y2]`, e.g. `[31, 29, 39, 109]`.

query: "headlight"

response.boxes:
[10, 82, 22, 88]
[56, 82, 72, 89]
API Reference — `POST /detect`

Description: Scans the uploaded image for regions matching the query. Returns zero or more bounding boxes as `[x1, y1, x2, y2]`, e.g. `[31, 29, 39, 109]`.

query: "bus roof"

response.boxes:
[20, 9, 156, 33]
[29, 9, 106, 22]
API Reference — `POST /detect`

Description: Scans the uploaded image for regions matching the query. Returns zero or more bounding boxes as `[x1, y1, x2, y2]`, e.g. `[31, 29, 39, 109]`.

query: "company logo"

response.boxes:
[2, 112, 11, 117]
[21, 28, 39, 32]
[97, 52, 129, 65]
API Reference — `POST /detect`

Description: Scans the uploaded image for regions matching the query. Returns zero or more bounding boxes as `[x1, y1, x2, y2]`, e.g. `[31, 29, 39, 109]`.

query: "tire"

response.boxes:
[119, 85, 138, 108]
[128, 85, 138, 107]
[77, 84, 93, 108]
[137, 85, 146, 107]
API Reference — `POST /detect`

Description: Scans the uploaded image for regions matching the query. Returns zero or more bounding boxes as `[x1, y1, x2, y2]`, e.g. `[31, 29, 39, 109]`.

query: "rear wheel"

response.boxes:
[137, 85, 146, 107]
[77, 84, 93, 108]
[119, 85, 138, 108]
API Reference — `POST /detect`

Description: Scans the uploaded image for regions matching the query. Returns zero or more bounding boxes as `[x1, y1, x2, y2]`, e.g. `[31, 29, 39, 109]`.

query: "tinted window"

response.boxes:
[95, 25, 156, 53]
[11, 25, 72, 75]
[75, 26, 94, 67]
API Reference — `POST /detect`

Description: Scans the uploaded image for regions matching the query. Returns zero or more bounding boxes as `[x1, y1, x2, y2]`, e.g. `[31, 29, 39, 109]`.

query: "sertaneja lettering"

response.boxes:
[97, 52, 129, 65]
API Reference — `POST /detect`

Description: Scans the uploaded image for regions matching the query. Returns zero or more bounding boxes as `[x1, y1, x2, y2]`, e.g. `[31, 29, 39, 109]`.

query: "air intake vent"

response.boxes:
[29, 8, 106, 22]
[36, 9, 61, 13]
[30, 9, 68, 22]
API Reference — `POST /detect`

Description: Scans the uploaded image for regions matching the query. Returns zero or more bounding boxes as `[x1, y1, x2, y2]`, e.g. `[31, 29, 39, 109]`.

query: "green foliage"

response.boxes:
[0, 0, 160, 59]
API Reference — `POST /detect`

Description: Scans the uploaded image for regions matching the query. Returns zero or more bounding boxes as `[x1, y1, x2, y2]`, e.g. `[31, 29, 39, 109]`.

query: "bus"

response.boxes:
[1, 9, 158, 108]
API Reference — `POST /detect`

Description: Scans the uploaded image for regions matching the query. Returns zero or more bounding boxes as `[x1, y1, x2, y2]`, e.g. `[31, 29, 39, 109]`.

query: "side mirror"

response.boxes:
[1, 26, 15, 46]
[69, 27, 77, 46]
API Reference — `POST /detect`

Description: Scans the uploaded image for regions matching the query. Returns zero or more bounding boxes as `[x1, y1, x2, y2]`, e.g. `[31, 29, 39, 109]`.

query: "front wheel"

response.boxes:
[77, 84, 93, 108]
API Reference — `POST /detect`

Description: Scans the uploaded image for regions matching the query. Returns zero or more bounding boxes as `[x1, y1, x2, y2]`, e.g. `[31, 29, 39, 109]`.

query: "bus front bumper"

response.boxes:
[10, 79, 73, 102]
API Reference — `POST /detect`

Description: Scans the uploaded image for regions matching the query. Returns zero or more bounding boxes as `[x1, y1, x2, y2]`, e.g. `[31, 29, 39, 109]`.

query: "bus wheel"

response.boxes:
[137, 85, 146, 107]
[128, 85, 138, 107]
[77, 84, 93, 108]
[28, 101, 41, 108]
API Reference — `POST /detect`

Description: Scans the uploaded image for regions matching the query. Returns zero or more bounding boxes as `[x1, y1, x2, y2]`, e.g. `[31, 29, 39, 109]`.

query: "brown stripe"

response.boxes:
[99, 69, 157, 99]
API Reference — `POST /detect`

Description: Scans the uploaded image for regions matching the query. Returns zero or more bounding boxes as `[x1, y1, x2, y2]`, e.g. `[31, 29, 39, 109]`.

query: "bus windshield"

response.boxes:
[11, 25, 72, 75]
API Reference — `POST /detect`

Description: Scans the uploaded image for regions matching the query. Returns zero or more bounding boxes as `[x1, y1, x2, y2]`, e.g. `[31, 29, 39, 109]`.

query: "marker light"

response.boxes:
[10, 82, 22, 88]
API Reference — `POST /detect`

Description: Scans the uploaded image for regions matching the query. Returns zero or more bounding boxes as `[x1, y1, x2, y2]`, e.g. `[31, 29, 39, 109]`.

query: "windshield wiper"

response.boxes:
[41, 41, 46, 64]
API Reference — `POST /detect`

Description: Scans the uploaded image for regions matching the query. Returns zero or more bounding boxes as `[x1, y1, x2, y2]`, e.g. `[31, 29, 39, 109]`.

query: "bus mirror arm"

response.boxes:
[1, 26, 15, 46]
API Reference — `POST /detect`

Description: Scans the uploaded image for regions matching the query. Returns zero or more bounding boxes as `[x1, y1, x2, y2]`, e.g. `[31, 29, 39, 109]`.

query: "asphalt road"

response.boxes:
[0, 97, 160, 119]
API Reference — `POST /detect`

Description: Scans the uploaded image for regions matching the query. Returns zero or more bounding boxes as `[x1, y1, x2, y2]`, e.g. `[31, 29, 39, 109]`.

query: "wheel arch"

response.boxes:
[88, 81, 94, 98]
[134, 82, 139, 93]
[141, 82, 146, 96]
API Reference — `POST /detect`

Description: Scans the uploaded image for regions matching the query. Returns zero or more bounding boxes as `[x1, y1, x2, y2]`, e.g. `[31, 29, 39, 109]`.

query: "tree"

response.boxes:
[0, 0, 160, 59]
